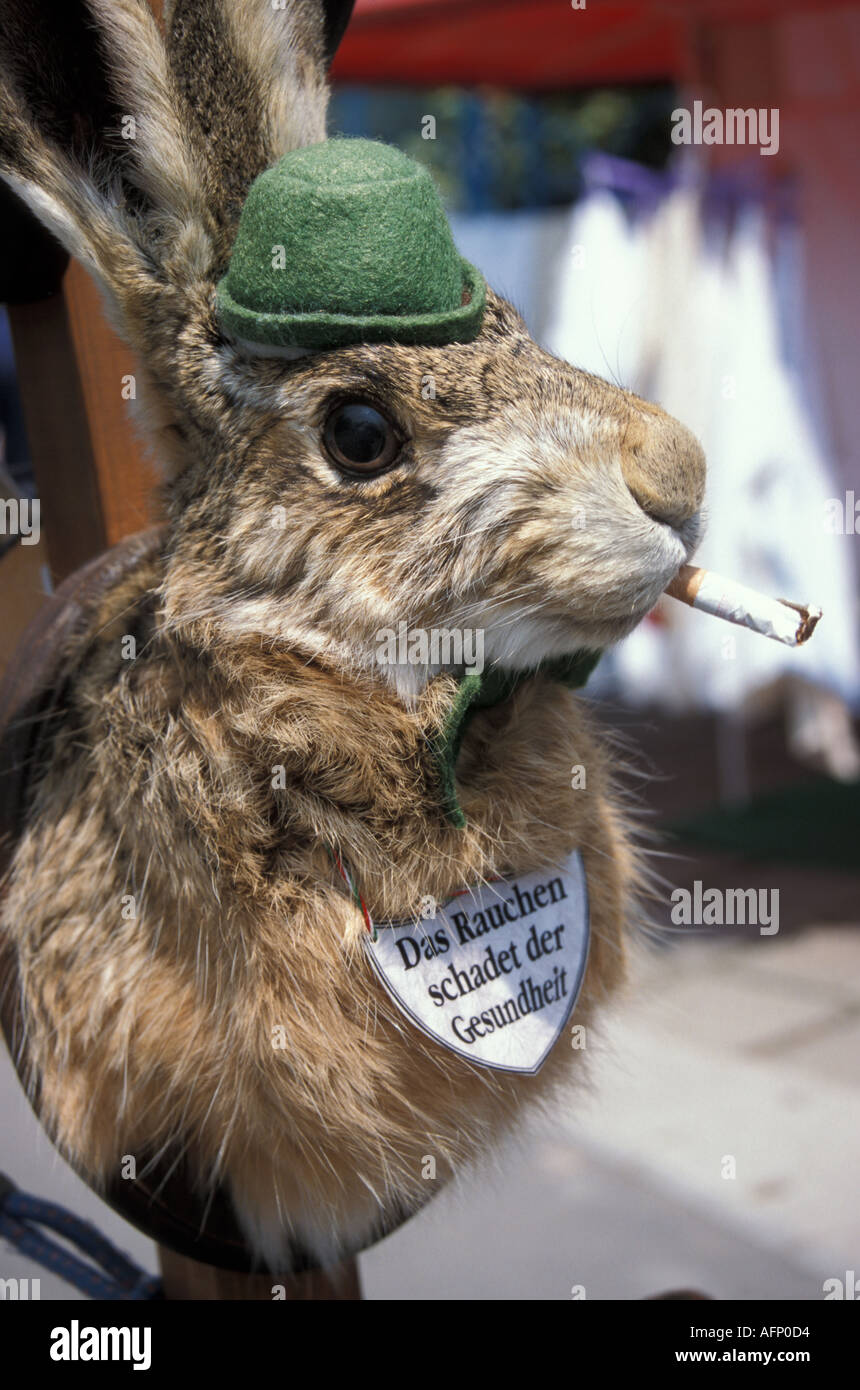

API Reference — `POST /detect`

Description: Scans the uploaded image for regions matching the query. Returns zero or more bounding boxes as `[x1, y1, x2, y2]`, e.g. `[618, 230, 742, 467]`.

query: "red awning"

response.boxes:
[331, 0, 857, 91]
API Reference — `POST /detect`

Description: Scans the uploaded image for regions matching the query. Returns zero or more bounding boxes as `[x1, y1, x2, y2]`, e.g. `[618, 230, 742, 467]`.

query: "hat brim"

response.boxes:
[217, 258, 486, 352]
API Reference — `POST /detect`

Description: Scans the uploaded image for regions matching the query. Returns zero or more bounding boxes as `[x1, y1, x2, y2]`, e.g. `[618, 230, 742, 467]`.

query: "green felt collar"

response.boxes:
[432, 651, 601, 827]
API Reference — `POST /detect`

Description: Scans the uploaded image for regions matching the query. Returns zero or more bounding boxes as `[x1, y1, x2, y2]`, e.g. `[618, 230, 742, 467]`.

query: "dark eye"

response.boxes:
[322, 401, 402, 476]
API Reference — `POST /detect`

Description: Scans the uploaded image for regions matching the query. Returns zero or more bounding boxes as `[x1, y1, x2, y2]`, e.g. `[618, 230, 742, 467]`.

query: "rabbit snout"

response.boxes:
[620, 405, 706, 538]
[433, 364, 708, 666]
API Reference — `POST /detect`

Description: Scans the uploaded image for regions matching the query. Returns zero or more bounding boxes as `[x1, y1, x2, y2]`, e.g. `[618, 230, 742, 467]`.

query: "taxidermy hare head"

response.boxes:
[0, 0, 705, 1270]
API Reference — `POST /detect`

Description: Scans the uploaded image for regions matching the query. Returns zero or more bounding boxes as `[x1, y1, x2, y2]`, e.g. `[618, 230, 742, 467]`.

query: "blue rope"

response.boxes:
[0, 1172, 162, 1300]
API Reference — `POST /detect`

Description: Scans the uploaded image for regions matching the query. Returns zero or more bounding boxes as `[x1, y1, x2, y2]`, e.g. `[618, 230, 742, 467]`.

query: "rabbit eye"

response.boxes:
[323, 401, 402, 476]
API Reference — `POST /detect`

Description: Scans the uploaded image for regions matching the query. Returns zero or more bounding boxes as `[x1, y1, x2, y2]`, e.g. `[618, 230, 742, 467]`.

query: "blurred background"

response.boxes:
[1, 0, 859, 1298]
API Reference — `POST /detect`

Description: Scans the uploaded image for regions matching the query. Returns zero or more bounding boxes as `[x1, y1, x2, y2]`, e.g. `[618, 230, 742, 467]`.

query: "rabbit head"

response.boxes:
[184, 303, 705, 702]
[0, 0, 704, 701]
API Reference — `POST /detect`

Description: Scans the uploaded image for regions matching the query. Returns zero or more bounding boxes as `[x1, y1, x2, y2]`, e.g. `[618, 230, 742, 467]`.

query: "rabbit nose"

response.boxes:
[621, 409, 706, 530]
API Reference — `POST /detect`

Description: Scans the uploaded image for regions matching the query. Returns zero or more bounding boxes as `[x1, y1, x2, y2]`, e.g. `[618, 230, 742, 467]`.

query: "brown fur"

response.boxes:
[0, 0, 705, 1265]
[6, 542, 635, 1261]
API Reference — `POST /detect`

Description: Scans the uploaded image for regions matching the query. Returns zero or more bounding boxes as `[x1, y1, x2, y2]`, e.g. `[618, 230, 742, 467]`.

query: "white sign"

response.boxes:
[365, 851, 590, 1074]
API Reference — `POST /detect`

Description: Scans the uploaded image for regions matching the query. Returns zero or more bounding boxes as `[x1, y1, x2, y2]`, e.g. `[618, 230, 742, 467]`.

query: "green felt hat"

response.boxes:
[217, 138, 486, 352]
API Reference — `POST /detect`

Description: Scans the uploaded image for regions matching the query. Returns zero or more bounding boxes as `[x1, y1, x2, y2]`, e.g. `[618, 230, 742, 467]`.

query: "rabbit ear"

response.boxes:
[0, 0, 248, 440]
[0, 1, 355, 450]
[163, 0, 352, 254]
[0, 0, 216, 296]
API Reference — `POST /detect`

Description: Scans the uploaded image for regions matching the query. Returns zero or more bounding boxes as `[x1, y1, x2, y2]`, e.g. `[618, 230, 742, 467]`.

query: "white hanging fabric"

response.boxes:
[613, 191, 858, 765]
[540, 189, 647, 389]
[449, 206, 569, 336]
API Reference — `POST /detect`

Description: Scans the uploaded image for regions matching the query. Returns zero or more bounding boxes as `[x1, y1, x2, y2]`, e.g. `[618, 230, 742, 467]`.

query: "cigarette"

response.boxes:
[665, 565, 822, 647]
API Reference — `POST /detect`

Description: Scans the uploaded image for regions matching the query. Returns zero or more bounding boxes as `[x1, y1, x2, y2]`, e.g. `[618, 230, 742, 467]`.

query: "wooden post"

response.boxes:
[159, 1248, 362, 1302]
[7, 260, 160, 586]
